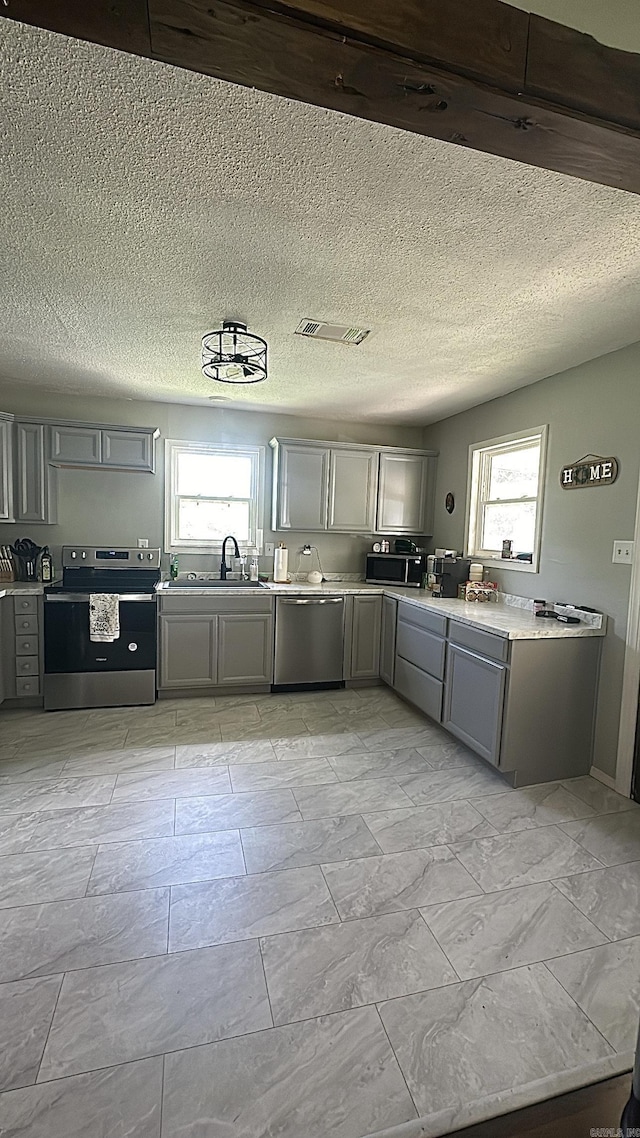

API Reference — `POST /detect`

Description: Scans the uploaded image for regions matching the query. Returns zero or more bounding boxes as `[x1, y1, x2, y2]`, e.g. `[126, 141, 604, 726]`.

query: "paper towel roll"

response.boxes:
[274, 543, 289, 583]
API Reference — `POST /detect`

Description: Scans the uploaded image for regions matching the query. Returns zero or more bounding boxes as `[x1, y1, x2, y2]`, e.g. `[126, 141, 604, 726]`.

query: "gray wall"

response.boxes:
[422, 340, 640, 780]
[0, 387, 423, 576]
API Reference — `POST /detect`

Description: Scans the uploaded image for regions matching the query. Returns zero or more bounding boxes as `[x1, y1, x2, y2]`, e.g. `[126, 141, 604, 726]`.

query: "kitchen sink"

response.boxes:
[167, 579, 268, 588]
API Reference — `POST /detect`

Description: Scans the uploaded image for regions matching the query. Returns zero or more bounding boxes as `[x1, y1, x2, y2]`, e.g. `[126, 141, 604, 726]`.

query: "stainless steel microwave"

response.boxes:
[365, 553, 424, 587]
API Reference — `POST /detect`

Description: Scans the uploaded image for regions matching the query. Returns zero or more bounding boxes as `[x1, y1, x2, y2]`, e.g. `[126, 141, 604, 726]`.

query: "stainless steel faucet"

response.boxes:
[220, 535, 240, 580]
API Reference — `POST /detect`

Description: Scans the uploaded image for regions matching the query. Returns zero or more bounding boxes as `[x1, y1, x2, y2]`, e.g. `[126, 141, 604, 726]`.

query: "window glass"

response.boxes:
[177, 499, 251, 543]
[488, 444, 540, 501]
[177, 452, 253, 498]
[482, 501, 536, 553]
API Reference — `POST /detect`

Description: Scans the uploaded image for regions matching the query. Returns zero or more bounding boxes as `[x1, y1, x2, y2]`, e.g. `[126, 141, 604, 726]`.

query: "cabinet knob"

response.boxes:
[21, 601, 30, 609]
[21, 621, 29, 628]
[21, 642, 29, 649]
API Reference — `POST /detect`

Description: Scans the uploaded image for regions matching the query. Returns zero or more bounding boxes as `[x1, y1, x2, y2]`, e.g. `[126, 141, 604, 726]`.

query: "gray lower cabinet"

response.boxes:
[349, 595, 382, 679]
[15, 423, 57, 524]
[379, 595, 397, 686]
[159, 615, 217, 688]
[217, 613, 273, 685]
[442, 642, 507, 765]
[158, 595, 275, 691]
[0, 414, 14, 522]
[394, 600, 446, 721]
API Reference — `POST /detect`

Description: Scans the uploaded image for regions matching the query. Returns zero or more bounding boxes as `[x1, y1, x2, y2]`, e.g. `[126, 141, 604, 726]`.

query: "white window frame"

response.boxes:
[464, 425, 548, 573]
[164, 439, 265, 554]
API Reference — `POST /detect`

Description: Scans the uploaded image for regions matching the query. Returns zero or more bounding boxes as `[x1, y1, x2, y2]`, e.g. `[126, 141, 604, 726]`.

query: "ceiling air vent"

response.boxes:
[294, 319, 371, 345]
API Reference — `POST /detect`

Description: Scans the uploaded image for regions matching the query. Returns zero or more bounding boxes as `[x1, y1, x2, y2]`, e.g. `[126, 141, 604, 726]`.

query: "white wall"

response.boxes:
[422, 341, 640, 780]
[505, 0, 640, 52]
[0, 387, 424, 577]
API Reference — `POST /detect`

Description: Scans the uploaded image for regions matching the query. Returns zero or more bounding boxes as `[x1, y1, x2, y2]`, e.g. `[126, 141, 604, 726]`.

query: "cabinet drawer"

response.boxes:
[397, 601, 446, 638]
[15, 634, 38, 656]
[396, 620, 445, 680]
[448, 620, 509, 663]
[394, 655, 443, 722]
[16, 676, 40, 697]
[15, 655, 39, 677]
[159, 594, 273, 615]
[14, 614, 38, 634]
[13, 596, 38, 615]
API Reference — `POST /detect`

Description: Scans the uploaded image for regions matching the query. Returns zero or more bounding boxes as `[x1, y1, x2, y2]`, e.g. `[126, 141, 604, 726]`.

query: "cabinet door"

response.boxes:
[276, 444, 330, 530]
[443, 643, 507, 765]
[102, 429, 155, 472]
[159, 615, 216, 688]
[327, 448, 377, 532]
[0, 417, 14, 522]
[376, 453, 429, 534]
[15, 424, 57, 524]
[50, 425, 101, 465]
[217, 613, 273, 685]
[349, 595, 382, 679]
[380, 595, 397, 687]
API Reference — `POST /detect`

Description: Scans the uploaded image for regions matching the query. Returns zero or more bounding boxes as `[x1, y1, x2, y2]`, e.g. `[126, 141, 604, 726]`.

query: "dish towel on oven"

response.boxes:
[89, 594, 120, 642]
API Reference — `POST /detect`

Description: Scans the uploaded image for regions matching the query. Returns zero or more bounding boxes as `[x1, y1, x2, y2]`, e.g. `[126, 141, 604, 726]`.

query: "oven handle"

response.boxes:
[45, 593, 155, 603]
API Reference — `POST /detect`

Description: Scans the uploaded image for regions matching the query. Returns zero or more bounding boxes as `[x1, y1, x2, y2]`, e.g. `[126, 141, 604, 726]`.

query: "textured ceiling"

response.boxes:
[3, 22, 640, 424]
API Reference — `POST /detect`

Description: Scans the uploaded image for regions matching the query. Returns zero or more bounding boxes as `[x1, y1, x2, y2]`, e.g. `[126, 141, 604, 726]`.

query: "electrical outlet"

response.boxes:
[137, 538, 149, 548]
[264, 542, 275, 557]
[612, 540, 634, 564]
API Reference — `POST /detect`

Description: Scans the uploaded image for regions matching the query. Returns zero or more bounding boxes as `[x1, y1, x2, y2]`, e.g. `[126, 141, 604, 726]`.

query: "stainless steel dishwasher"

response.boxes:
[274, 596, 345, 686]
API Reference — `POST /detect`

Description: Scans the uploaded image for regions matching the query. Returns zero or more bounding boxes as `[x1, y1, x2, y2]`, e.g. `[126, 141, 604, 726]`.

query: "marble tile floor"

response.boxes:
[0, 687, 638, 1137]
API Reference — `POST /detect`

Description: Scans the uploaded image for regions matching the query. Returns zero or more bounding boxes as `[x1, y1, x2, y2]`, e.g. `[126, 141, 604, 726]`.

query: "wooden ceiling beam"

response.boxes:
[3, 0, 640, 194]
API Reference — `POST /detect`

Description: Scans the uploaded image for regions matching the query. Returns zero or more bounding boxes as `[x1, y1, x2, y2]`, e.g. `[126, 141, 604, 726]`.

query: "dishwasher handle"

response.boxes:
[279, 597, 344, 605]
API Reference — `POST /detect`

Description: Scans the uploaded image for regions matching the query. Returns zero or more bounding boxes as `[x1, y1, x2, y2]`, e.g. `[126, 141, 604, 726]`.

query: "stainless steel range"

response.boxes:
[43, 546, 161, 711]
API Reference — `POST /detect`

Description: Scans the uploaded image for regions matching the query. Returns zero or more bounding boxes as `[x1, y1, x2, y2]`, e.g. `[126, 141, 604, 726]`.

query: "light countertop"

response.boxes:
[0, 582, 45, 597]
[157, 581, 607, 640]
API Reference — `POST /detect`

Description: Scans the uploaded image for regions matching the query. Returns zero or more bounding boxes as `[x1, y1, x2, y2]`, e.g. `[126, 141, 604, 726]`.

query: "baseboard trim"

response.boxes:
[589, 766, 618, 790]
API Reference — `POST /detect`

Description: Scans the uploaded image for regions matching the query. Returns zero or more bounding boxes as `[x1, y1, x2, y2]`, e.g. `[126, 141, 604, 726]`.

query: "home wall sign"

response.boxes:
[560, 454, 619, 489]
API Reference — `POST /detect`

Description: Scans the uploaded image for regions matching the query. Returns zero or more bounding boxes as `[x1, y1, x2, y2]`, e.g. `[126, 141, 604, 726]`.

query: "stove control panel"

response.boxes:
[62, 546, 161, 569]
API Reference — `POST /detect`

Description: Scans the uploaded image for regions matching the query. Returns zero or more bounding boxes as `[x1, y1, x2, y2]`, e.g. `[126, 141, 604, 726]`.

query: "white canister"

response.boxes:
[273, 543, 289, 583]
[469, 563, 484, 582]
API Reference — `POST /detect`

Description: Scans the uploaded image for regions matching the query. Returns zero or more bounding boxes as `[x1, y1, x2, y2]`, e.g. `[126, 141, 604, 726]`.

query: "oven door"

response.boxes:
[44, 594, 157, 674]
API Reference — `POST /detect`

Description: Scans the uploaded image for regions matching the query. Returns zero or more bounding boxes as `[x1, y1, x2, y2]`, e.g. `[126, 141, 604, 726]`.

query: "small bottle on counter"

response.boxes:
[170, 555, 179, 581]
[249, 551, 259, 582]
[533, 599, 546, 614]
[40, 546, 53, 583]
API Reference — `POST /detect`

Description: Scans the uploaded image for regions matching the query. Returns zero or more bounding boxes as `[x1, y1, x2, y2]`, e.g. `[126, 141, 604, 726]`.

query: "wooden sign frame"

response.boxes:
[560, 455, 619, 489]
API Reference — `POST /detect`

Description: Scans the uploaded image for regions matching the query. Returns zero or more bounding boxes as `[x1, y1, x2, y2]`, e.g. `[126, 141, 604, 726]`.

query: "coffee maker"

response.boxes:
[431, 556, 470, 599]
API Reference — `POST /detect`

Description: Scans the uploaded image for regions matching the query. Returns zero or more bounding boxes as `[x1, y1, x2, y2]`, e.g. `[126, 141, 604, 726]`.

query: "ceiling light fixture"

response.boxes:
[201, 320, 267, 384]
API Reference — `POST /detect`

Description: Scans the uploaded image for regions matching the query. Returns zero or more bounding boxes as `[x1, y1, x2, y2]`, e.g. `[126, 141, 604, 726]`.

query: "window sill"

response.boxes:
[469, 555, 539, 574]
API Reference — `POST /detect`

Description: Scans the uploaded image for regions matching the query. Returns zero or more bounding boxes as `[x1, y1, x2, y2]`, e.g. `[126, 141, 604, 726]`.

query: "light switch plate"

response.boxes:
[264, 543, 275, 557]
[612, 540, 634, 564]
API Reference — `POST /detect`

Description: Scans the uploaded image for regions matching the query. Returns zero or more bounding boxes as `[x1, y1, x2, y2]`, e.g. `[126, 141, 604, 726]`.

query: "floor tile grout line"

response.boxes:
[372, 1002, 421, 1121]
[416, 909, 464, 983]
[159, 1052, 166, 1136]
[539, 960, 620, 1056]
[546, 878, 613, 943]
[33, 970, 65, 1086]
[256, 938, 276, 1029]
[83, 846, 100, 898]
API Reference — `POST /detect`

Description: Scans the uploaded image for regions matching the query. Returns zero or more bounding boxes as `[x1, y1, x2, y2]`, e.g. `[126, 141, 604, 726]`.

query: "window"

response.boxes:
[165, 440, 264, 552]
[465, 426, 547, 572]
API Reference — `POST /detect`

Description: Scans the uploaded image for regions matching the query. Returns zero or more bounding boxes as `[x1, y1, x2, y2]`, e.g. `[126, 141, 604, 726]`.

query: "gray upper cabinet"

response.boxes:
[327, 448, 378, 532]
[349, 594, 382, 679]
[102, 429, 155, 471]
[271, 437, 437, 535]
[376, 452, 432, 535]
[272, 441, 330, 531]
[217, 613, 273, 685]
[47, 421, 157, 473]
[15, 422, 58, 524]
[443, 642, 507, 766]
[0, 415, 14, 522]
[50, 425, 102, 465]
